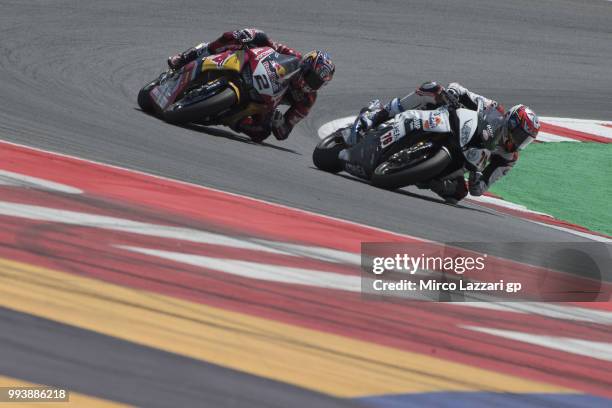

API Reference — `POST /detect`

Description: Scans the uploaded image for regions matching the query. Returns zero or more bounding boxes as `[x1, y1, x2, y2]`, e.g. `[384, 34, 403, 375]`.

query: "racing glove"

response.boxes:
[355, 113, 374, 134]
[233, 28, 256, 43]
[168, 43, 210, 70]
[385, 97, 403, 116]
[355, 99, 383, 133]
[167, 54, 185, 70]
[366, 97, 404, 130]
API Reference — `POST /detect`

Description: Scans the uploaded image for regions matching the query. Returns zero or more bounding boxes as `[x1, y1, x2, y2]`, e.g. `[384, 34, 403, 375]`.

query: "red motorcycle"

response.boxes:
[138, 46, 301, 126]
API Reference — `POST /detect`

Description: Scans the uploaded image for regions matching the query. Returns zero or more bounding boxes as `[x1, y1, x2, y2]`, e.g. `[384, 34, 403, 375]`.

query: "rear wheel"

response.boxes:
[312, 132, 346, 173]
[163, 86, 238, 125]
[371, 146, 451, 190]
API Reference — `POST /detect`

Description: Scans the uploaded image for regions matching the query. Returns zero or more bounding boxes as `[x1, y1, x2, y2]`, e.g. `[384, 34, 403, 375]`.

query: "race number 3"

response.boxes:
[254, 74, 270, 90]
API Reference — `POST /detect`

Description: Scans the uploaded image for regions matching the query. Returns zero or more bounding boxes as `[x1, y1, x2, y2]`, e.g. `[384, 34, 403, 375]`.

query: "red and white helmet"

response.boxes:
[296, 50, 335, 92]
[504, 105, 540, 151]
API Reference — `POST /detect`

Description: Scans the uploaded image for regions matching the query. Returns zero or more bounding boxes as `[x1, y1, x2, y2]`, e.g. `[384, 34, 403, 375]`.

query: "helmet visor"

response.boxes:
[304, 69, 325, 91]
[509, 126, 535, 150]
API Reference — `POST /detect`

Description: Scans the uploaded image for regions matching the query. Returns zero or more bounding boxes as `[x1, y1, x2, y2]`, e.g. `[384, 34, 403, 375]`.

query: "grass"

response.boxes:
[488, 142, 612, 236]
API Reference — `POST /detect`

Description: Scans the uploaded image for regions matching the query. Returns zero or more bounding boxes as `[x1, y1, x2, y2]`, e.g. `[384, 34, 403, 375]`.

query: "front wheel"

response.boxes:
[163, 86, 238, 125]
[312, 132, 346, 173]
[137, 80, 158, 113]
[371, 147, 452, 190]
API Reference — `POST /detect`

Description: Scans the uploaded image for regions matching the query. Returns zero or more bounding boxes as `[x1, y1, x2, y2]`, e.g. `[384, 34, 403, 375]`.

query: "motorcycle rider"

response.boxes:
[356, 82, 540, 204]
[167, 28, 335, 142]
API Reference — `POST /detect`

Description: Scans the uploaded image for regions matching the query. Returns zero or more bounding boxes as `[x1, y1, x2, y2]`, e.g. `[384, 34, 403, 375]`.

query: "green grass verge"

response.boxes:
[488, 142, 612, 236]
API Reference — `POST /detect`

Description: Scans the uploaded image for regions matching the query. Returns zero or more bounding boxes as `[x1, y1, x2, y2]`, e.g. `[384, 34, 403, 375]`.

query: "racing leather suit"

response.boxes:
[169, 29, 316, 142]
[366, 82, 517, 203]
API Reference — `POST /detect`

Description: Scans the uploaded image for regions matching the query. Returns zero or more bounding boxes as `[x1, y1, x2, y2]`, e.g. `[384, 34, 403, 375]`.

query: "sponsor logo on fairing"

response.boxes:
[404, 118, 422, 131]
[460, 119, 473, 145]
[271, 60, 286, 78]
[392, 124, 401, 138]
[424, 111, 442, 129]
[262, 60, 283, 94]
[252, 47, 275, 61]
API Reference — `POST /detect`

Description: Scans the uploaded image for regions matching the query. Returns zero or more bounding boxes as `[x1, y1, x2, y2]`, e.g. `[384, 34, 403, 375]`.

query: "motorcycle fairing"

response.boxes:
[394, 108, 453, 137]
[150, 61, 199, 110]
[342, 107, 454, 178]
[149, 49, 248, 112]
[201, 49, 245, 74]
[342, 128, 388, 178]
[456, 102, 497, 172]
[455, 108, 479, 147]
[145, 46, 301, 128]
[247, 48, 301, 103]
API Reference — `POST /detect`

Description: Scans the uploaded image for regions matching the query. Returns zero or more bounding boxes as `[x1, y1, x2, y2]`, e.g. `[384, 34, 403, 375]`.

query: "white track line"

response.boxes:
[468, 194, 552, 217]
[463, 326, 612, 362]
[119, 246, 362, 291]
[0, 170, 83, 194]
[120, 246, 612, 325]
[537, 132, 577, 143]
[540, 116, 612, 140]
[0, 201, 360, 264]
[455, 302, 612, 325]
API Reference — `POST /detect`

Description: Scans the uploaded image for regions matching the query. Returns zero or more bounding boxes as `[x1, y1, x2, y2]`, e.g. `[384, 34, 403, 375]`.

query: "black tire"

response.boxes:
[371, 148, 452, 190]
[312, 132, 346, 173]
[137, 80, 158, 113]
[163, 86, 238, 125]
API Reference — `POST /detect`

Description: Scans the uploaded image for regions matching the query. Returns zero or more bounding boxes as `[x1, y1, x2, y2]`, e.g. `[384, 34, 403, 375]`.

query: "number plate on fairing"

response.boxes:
[249, 48, 299, 102]
[379, 120, 406, 149]
[252, 59, 286, 98]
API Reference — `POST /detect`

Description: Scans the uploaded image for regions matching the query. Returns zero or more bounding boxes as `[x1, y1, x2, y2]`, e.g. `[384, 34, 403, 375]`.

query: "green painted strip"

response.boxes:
[489, 142, 612, 236]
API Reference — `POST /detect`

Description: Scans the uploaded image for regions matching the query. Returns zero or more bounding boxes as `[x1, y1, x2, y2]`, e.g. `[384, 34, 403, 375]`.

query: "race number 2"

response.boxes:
[254, 74, 270, 90]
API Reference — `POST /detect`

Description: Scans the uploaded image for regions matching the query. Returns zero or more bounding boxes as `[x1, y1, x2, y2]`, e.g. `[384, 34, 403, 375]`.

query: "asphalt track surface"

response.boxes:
[1, 0, 611, 406]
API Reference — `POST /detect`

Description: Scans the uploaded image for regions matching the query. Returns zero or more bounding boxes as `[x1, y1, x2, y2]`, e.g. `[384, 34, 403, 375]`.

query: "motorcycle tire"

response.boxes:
[163, 86, 238, 125]
[137, 80, 159, 113]
[371, 148, 451, 190]
[312, 132, 346, 173]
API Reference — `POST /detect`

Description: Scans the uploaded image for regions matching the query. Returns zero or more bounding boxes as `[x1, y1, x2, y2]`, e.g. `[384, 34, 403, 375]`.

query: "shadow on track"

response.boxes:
[180, 123, 301, 155]
[134, 108, 300, 155]
[312, 169, 500, 216]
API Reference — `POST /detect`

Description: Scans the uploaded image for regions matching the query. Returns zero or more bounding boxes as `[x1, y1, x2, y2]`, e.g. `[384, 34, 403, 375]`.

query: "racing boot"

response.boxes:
[421, 176, 468, 205]
[231, 116, 272, 143]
